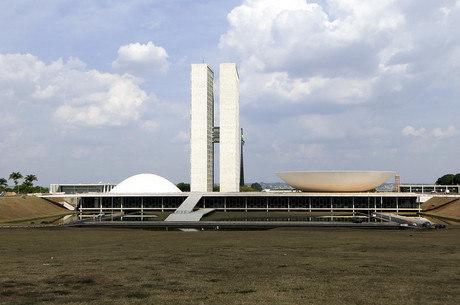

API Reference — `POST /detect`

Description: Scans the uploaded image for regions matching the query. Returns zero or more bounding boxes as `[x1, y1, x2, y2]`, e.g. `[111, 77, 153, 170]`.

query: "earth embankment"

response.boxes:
[421, 197, 460, 223]
[0, 196, 72, 223]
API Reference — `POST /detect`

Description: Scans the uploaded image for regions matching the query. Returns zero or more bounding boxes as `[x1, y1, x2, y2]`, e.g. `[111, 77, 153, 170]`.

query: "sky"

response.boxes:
[0, 0, 459, 187]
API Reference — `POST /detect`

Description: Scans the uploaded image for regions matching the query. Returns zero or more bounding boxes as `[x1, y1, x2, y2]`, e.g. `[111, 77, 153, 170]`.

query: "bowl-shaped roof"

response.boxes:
[110, 173, 181, 194]
[275, 171, 395, 192]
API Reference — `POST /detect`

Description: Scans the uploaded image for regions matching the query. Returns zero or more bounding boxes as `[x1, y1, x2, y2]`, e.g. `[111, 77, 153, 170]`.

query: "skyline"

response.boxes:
[1, 0, 459, 187]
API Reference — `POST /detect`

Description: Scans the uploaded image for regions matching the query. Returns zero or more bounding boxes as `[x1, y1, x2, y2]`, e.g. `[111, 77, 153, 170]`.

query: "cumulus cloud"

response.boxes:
[0, 53, 148, 127]
[26, 145, 47, 159]
[216, 0, 460, 183]
[219, 0, 459, 109]
[141, 120, 159, 132]
[112, 41, 170, 75]
[171, 130, 189, 143]
[402, 125, 457, 138]
[402, 126, 426, 136]
[432, 126, 457, 138]
[0, 130, 23, 149]
[54, 77, 147, 126]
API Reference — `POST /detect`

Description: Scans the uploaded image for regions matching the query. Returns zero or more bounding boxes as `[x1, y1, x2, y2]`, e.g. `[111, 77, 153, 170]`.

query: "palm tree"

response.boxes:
[24, 174, 38, 187]
[0, 178, 7, 189]
[9, 172, 23, 194]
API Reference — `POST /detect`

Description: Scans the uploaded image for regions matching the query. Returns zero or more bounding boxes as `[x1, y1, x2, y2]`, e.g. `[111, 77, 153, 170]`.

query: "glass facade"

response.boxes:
[79, 195, 419, 212]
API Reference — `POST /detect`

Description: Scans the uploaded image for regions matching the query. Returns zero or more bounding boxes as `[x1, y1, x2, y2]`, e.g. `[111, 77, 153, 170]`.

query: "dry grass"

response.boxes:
[420, 197, 460, 223]
[0, 227, 458, 304]
[425, 201, 460, 220]
[0, 197, 72, 223]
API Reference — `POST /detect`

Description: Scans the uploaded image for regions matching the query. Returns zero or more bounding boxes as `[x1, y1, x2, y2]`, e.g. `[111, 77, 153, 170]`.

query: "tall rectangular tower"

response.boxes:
[219, 63, 240, 192]
[190, 64, 214, 192]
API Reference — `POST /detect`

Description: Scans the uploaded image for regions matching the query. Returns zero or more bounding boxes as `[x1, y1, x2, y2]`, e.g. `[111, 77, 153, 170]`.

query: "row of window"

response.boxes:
[80, 196, 418, 209]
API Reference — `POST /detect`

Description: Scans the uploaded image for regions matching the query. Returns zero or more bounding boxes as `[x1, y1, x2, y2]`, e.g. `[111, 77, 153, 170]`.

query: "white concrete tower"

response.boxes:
[190, 64, 214, 192]
[219, 63, 240, 192]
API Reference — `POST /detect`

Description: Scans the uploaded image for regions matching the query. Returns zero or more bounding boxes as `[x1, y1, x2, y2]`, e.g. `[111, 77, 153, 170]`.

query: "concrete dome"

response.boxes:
[110, 173, 181, 193]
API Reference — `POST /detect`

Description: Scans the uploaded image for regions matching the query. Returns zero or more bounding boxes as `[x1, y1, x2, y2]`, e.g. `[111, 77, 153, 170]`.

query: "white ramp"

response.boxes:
[165, 194, 215, 221]
[165, 208, 215, 222]
[175, 194, 203, 213]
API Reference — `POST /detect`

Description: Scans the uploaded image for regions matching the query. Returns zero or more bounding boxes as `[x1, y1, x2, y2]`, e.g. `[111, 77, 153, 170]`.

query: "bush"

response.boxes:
[176, 182, 190, 192]
[240, 185, 257, 192]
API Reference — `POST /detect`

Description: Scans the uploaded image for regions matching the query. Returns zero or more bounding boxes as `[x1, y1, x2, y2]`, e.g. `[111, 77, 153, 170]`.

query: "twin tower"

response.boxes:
[190, 63, 240, 192]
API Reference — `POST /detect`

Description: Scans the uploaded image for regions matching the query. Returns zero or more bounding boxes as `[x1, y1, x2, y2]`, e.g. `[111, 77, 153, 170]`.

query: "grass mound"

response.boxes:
[421, 197, 460, 222]
[0, 196, 72, 223]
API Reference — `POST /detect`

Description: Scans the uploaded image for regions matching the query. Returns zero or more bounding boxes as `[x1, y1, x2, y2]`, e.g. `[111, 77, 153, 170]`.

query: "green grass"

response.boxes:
[0, 227, 458, 304]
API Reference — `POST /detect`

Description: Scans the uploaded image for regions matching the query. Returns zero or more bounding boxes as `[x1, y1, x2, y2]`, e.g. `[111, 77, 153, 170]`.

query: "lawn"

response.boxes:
[0, 227, 458, 304]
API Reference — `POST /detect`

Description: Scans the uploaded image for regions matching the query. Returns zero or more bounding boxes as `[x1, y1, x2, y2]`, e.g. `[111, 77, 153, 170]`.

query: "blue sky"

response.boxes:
[1, 0, 459, 187]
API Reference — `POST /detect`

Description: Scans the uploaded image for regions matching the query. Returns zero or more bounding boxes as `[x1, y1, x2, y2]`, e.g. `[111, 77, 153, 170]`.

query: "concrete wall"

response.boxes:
[219, 63, 240, 192]
[190, 64, 214, 192]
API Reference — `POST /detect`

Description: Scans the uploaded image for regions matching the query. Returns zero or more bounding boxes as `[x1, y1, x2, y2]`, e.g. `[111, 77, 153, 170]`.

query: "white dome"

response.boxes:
[110, 173, 181, 194]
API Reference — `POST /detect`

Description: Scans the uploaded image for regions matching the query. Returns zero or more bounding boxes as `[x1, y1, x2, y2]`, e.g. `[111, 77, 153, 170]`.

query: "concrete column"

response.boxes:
[190, 64, 214, 192]
[219, 63, 240, 192]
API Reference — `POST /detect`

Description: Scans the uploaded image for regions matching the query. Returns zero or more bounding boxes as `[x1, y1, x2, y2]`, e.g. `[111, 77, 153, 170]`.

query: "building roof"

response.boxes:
[110, 173, 181, 194]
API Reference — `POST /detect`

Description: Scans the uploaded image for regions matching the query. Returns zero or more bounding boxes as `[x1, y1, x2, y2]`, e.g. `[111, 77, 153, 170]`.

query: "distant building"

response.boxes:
[50, 183, 116, 194]
[399, 184, 459, 194]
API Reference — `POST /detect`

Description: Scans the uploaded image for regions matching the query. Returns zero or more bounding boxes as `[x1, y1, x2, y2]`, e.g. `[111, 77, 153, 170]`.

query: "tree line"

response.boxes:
[436, 173, 460, 185]
[0, 172, 49, 194]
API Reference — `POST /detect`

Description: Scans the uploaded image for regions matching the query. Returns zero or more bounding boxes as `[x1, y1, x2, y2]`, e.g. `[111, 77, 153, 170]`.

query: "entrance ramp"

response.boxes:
[165, 208, 215, 222]
[174, 193, 202, 213]
[374, 213, 431, 226]
[165, 194, 215, 221]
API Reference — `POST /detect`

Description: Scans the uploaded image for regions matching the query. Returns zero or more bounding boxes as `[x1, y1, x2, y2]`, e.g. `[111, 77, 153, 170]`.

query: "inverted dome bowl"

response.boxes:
[275, 171, 395, 192]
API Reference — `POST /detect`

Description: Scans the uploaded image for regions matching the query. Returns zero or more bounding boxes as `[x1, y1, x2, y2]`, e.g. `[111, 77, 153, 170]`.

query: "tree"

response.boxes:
[176, 182, 190, 192]
[9, 172, 23, 194]
[455, 174, 460, 185]
[435, 173, 459, 185]
[24, 174, 38, 187]
[250, 182, 262, 191]
[0, 178, 7, 190]
[240, 185, 257, 192]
